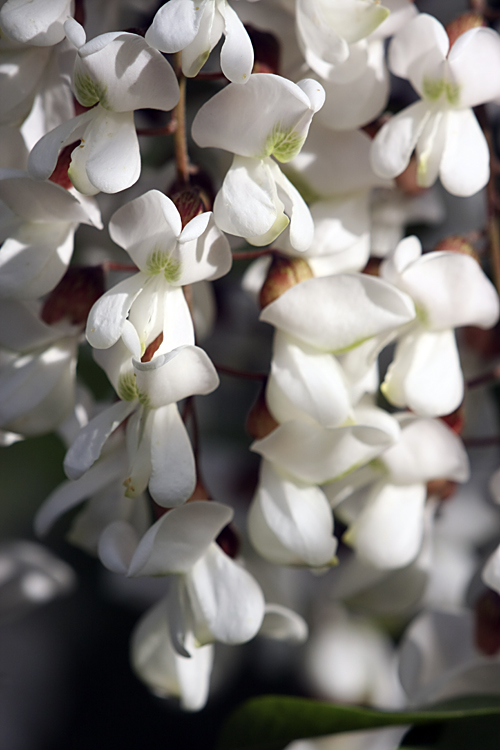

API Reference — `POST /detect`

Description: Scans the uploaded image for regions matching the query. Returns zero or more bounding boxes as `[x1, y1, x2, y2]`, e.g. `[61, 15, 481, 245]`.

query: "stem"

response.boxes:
[173, 55, 190, 186]
[136, 118, 177, 137]
[215, 363, 268, 381]
[232, 248, 275, 261]
[464, 435, 500, 447]
[467, 365, 500, 389]
[476, 105, 500, 294]
[103, 262, 138, 273]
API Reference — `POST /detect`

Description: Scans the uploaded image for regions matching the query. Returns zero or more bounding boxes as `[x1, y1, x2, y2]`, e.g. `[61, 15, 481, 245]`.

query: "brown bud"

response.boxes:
[259, 254, 313, 309]
[475, 589, 500, 656]
[463, 323, 500, 359]
[446, 12, 485, 49]
[246, 25, 281, 75]
[362, 257, 382, 277]
[216, 524, 240, 559]
[440, 405, 465, 436]
[426, 478, 457, 501]
[395, 155, 428, 196]
[169, 187, 206, 228]
[41, 266, 105, 327]
[362, 114, 391, 140]
[434, 235, 479, 262]
[246, 383, 278, 440]
[49, 142, 80, 190]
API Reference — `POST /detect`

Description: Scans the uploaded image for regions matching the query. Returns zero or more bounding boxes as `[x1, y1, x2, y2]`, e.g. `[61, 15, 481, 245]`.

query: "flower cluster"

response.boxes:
[3, 0, 500, 741]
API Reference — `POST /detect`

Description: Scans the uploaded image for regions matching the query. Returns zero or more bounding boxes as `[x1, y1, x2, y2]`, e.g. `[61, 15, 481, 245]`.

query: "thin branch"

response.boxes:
[464, 435, 500, 447]
[136, 118, 177, 137]
[467, 365, 500, 389]
[232, 248, 275, 261]
[214, 363, 268, 381]
[173, 56, 190, 186]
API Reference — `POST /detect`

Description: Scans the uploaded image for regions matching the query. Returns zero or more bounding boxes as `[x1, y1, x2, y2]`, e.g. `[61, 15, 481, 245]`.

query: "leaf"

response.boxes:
[216, 695, 500, 750]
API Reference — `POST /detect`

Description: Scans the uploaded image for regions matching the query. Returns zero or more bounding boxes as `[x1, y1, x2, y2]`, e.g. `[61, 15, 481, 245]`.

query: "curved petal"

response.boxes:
[271, 161, 314, 252]
[186, 543, 265, 645]
[98, 519, 140, 574]
[448, 27, 500, 108]
[145, 0, 209, 52]
[260, 604, 308, 643]
[382, 328, 464, 417]
[128, 500, 233, 576]
[148, 403, 197, 507]
[35, 447, 128, 536]
[388, 13, 448, 85]
[344, 481, 427, 569]
[27, 110, 92, 182]
[248, 460, 337, 567]
[370, 100, 430, 180]
[439, 108, 489, 197]
[0, 175, 95, 224]
[63, 399, 136, 480]
[0, 0, 71, 46]
[178, 213, 232, 284]
[252, 419, 397, 485]
[260, 274, 415, 353]
[219, 1, 254, 83]
[86, 273, 146, 349]
[181, 0, 224, 78]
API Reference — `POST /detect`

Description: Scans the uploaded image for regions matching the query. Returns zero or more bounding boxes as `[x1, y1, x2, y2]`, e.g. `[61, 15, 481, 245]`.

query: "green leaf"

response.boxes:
[216, 695, 500, 750]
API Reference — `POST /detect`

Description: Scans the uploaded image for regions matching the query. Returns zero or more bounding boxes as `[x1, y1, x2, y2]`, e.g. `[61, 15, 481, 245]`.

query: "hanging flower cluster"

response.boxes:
[3, 0, 500, 735]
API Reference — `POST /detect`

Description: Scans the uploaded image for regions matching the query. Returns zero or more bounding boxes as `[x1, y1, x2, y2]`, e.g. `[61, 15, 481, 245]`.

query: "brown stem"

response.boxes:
[174, 57, 190, 186]
[103, 262, 138, 273]
[215, 363, 268, 381]
[464, 435, 500, 447]
[136, 118, 177, 137]
[476, 105, 500, 294]
[467, 365, 500, 389]
[232, 248, 275, 260]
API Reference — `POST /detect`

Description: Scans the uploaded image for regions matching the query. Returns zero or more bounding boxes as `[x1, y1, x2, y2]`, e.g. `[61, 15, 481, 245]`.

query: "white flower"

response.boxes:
[0, 0, 73, 46]
[28, 20, 180, 194]
[146, 0, 254, 83]
[86, 190, 231, 356]
[371, 14, 500, 196]
[380, 236, 500, 416]
[192, 73, 325, 249]
[0, 170, 101, 299]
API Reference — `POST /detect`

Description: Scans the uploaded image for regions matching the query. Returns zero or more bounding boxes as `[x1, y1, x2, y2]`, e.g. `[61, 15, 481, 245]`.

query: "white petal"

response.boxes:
[109, 190, 181, 272]
[219, 1, 254, 84]
[381, 417, 469, 485]
[145, 0, 209, 52]
[63, 400, 136, 480]
[415, 110, 446, 189]
[260, 604, 308, 643]
[267, 332, 351, 428]
[27, 111, 92, 182]
[186, 543, 265, 645]
[86, 273, 146, 349]
[382, 329, 464, 417]
[248, 460, 337, 567]
[439, 109, 489, 197]
[178, 213, 232, 284]
[98, 520, 139, 574]
[271, 161, 314, 252]
[35, 448, 128, 536]
[388, 13, 448, 85]
[192, 73, 317, 161]
[482, 545, 500, 595]
[370, 100, 430, 180]
[0, 174, 94, 224]
[133, 346, 218, 408]
[344, 481, 427, 569]
[148, 403, 196, 507]
[260, 274, 415, 353]
[69, 109, 141, 194]
[448, 27, 500, 108]
[0, 0, 72, 46]
[213, 156, 287, 243]
[397, 251, 500, 331]
[128, 500, 233, 576]
[252, 420, 397, 485]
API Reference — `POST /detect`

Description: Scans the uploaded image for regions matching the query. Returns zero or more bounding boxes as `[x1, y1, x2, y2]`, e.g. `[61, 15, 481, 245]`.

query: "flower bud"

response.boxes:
[41, 266, 105, 327]
[259, 254, 313, 309]
[440, 405, 465, 435]
[446, 12, 485, 48]
[247, 25, 281, 75]
[426, 478, 457, 501]
[216, 524, 240, 559]
[169, 188, 206, 229]
[141, 333, 163, 363]
[475, 589, 500, 656]
[434, 235, 479, 262]
[246, 383, 278, 440]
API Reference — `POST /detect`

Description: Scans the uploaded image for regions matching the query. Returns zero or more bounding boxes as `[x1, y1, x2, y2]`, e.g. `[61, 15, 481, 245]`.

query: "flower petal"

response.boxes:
[439, 108, 489, 197]
[448, 27, 500, 108]
[148, 403, 196, 507]
[219, 1, 254, 83]
[86, 273, 146, 349]
[370, 100, 430, 181]
[145, 0, 209, 53]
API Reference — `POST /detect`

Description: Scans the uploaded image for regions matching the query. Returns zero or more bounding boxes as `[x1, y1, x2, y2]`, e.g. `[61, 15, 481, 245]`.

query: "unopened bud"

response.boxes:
[440, 405, 465, 435]
[259, 254, 313, 309]
[216, 524, 240, 559]
[169, 187, 205, 228]
[246, 383, 278, 440]
[141, 332, 163, 363]
[49, 142, 80, 190]
[41, 266, 105, 327]
[362, 258, 382, 277]
[475, 589, 500, 656]
[434, 235, 479, 262]
[426, 478, 457, 501]
[247, 25, 281, 75]
[446, 12, 485, 48]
